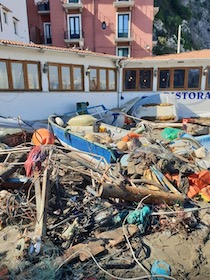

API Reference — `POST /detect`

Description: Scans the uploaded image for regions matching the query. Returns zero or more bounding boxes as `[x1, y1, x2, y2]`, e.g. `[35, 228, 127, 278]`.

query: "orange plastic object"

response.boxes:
[199, 185, 210, 202]
[32, 128, 55, 146]
[187, 170, 210, 198]
[121, 132, 140, 142]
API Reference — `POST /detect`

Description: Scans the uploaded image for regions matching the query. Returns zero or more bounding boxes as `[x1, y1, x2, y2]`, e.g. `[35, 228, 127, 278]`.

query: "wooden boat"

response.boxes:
[48, 105, 130, 164]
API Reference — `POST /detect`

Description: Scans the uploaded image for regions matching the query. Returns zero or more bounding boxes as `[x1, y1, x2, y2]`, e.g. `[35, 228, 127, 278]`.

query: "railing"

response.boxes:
[115, 29, 133, 40]
[64, 30, 84, 40]
[44, 36, 52, 45]
[37, 2, 50, 12]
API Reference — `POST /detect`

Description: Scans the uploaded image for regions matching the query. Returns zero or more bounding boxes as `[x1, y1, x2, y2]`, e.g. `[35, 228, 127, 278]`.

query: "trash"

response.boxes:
[151, 260, 171, 280]
[32, 128, 55, 145]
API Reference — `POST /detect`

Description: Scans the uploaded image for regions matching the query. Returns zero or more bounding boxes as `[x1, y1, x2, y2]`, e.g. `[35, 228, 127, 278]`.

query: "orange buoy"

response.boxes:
[121, 132, 140, 142]
[32, 128, 55, 146]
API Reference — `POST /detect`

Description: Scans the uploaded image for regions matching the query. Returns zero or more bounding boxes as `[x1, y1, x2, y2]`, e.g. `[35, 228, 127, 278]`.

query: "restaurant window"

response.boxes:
[48, 63, 83, 91]
[206, 67, 210, 89]
[89, 67, 116, 91]
[124, 69, 152, 91]
[159, 69, 170, 89]
[0, 59, 41, 91]
[139, 69, 152, 90]
[173, 69, 185, 88]
[157, 67, 201, 90]
[188, 68, 200, 88]
[0, 61, 9, 89]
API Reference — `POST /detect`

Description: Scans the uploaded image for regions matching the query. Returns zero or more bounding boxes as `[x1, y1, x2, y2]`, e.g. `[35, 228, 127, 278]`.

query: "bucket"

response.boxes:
[76, 102, 89, 115]
[151, 260, 171, 280]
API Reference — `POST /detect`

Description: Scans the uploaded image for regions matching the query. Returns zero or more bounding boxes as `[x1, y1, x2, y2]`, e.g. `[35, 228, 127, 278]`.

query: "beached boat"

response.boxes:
[48, 105, 131, 164]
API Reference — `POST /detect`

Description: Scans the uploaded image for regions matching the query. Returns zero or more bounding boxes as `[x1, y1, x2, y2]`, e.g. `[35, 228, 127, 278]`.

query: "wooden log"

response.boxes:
[55, 240, 106, 265]
[100, 183, 185, 205]
[95, 224, 138, 247]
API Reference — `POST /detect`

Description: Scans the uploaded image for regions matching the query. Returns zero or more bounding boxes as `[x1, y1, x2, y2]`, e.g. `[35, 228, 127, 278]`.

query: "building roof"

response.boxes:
[1, 39, 210, 63]
[128, 49, 210, 62]
[0, 39, 120, 59]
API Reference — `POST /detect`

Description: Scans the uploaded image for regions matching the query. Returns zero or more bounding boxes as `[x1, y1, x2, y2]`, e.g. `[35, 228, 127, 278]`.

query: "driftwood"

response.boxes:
[100, 183, 185, 205]
[0, 152, 27, 184]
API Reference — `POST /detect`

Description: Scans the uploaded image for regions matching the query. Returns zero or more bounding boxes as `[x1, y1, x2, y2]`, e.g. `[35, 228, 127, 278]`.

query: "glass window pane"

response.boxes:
[61, 66, 71, 90]
[118, 48, 129, 57]
[70, 16, 80, 39]
[159, 70, 170, 88]
[0, 61, 9, 89]
[11, 62, 24, 89]
[27, 64, 39, 90]
[99, 69, 106, 90]
[73, 67, 82, 90]
[139, 69, 151, 89]
[174, 69, 185, 88]
[49, 65, 59, 90]
[124, 70, 136, 90]
[108, 70, 115, 90]
[90, 69, 97, 90]
[118, 14, 129, 38]
[188, 68, 200, 88]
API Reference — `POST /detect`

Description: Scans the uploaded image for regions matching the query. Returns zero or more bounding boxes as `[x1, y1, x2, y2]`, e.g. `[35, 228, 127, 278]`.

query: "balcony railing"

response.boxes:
[37, 2, 50, 13]
[113, 0, 134, 9]
[44, 36, 52, 45]
[64, 30, 84, 46]
[115, 29, 133, 43]
[62, 0, 83, 11]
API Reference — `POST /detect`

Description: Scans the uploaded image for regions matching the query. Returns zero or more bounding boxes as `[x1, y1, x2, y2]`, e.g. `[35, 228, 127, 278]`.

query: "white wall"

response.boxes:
[0, 0, 29, 42]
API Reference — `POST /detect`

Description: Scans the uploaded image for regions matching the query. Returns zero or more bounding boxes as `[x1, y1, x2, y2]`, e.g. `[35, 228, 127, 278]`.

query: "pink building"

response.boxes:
[27, 0, 155, 58]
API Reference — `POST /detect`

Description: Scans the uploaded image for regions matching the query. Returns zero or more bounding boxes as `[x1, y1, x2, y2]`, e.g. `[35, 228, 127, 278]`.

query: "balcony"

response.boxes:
[44, 36, 52, 45]
[37, 2, 50, 14]
[113, 0, 134, 10]
[62, 0, 83, 12]
[64, 30, 84, 47]
[115, 29, 133, 43]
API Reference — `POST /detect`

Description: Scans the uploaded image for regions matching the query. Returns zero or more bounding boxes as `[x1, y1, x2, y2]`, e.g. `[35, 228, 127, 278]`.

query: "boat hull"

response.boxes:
[48, 116, 118, 164]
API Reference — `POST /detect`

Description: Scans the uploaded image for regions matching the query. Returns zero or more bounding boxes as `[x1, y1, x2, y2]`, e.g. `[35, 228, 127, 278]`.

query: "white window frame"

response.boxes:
[13, 18, 18, 35]
[2, 10, 8, 24]
[68, 0, 81, 3]
[67, 14, 82, 39]
[116, 46, 130, 58]
[44, 22, 51, 44]
[116, 11, 131, 39]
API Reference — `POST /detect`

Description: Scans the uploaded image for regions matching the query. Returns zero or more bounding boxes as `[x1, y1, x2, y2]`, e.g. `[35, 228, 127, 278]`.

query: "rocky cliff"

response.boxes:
[153, 0, 210, 55]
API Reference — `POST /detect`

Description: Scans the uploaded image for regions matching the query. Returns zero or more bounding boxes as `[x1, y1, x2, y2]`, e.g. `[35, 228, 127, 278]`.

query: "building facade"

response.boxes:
[0, 0, 29, 43]
[27, 0, 155, 58]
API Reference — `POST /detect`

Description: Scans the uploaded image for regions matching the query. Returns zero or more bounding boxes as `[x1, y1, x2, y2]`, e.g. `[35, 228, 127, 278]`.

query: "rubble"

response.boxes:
[0, 122, 210, 280]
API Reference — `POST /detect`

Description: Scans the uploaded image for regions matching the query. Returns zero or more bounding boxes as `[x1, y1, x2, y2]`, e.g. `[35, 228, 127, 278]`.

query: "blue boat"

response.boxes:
[48, 105, 129, 164]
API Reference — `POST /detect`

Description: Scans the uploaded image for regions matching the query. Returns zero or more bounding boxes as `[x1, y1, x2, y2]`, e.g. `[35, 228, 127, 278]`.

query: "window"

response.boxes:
[159, 70, 170, 89]
[124, 69, 152, 91]
[0, 61, 9, 89]
[3, 11, 7, 24]
[205, 67, 210, 89]
[48, 63, 83, 91]
[44, 23, 52, 44]
[118, 13, 130, 38]
[68, 0, 79, 2]
[157, 67, 202, 90]
[68, 15, 81, 39]
[89, 67, 117, 91]
[0, 59, 41, 91]
[117, 47, 129, 57]
[13, 19, 18, 35]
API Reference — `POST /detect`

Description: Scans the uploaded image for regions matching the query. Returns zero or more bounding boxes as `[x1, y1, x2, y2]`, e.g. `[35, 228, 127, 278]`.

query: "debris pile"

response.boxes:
[1, 123, 210, 280]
